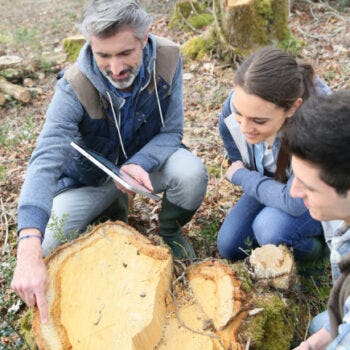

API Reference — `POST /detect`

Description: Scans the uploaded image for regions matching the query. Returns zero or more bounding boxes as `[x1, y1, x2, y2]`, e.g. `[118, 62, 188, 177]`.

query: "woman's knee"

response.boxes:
[253, 208, 290, 246]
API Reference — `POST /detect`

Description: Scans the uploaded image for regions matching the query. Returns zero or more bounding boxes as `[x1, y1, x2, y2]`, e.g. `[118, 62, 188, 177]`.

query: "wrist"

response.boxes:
[17, 229, 43, 257]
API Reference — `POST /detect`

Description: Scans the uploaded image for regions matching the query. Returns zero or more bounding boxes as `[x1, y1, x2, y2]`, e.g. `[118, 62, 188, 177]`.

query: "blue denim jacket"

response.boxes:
[18, 34, 184, 235]
[218, 78, 330, 217]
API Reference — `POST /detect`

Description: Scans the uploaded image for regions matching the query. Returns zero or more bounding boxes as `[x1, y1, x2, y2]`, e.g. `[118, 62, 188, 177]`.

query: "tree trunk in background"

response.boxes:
[180, 0, 290, 63]
[212, 0, 289, 61]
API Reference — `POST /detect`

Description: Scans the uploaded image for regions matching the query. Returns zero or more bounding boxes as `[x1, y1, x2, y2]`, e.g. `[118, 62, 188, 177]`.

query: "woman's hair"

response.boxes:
[79, 0, 152, 42]
[234, 46, 316, 182]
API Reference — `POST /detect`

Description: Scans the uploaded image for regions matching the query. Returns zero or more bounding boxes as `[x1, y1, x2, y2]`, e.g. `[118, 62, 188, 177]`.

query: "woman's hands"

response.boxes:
[225, 160, 245, 182]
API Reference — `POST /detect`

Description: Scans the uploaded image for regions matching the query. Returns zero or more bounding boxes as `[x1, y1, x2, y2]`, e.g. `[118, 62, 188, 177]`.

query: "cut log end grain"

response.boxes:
[33, 223, 248, 350]
[249, 244, 296, 290]
[33, 221, 173, 350]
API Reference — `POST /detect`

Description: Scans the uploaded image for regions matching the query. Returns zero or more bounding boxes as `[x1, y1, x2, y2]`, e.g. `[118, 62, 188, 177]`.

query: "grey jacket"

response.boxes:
[17, 34, 184, 235]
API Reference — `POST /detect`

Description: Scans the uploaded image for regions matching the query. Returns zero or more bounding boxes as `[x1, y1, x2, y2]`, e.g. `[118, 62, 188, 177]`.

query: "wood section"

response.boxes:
[33, 221, 173, 350]
[33, 224, 250, 349]
[187, 261, 245, 331]
[248, 244, 296, 290]
[0, 78, 31, 103]
[157, 260, 246, 350]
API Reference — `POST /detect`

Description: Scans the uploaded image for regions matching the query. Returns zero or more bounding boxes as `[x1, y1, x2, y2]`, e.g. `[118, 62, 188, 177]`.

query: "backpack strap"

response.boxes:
[64, 63, 106, 119]
[148, 35, 180, 92]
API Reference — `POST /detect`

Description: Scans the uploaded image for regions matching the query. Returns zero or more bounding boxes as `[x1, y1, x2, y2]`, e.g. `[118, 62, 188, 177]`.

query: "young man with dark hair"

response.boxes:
[283, 89, 350, 349]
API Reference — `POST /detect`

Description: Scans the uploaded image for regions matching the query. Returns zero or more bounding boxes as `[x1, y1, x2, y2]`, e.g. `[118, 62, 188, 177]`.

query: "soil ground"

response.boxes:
[0, 0, 349, 348]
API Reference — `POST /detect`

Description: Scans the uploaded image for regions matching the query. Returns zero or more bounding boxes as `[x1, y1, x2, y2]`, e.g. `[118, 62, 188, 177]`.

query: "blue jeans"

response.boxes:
[309, 310, 329, 334]
[42, 148, 207, 256]
[217, 194, 323, 260]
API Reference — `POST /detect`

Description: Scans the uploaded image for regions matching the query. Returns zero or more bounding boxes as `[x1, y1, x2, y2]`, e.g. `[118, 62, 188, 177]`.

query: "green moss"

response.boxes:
[188, 13, 213, 29]
[0, 68, 22, 81]
[181, 33, 215, 60]
[271, 0, 290, 41]
[244, 294, 296, 350]
[230, 261, 253, 293]
[278, 29, 306, 57]
[62, 36, 86, 62]
[169, 0, 211, 31]
[213, 0, 289, 62]
[19, 309, 37, 350]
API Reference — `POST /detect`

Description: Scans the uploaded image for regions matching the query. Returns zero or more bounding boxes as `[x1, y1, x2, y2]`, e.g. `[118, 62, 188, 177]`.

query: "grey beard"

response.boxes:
[103, 65, 141, 90]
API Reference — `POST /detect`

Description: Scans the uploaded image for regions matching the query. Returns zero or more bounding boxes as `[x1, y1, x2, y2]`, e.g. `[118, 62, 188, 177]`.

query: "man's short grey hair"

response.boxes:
[79, 0, 153, 42]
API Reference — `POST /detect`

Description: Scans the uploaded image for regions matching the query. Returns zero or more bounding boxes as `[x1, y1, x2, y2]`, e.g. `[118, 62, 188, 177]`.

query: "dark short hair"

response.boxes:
[283, 89, 350, 195]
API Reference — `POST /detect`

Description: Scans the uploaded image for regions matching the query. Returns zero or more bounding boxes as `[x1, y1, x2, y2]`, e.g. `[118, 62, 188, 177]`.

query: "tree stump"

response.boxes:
[248, 244, 296, 290]
[32, 222, 297, 349]
[180, 0, 290, 62]
[33, 222, 173, 350]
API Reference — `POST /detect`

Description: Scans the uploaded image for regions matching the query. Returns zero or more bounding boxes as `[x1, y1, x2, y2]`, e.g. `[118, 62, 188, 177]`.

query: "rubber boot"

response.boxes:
[159, 195, 197, 260]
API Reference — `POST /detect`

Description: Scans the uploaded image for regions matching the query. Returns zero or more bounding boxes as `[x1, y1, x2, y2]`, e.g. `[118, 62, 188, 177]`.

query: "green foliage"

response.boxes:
[39, 58, 53, 72]
[0, 115, 37, 149]
[19, 310, 37, 350]
[193, 211, 221, 255]
[187, 13, 213, 29]
[206, 164, 221, 178]
[169, 0, 212, 31]
[278, 30, 306, 57]
[0, 256, 25, 350]
[48, 212, 79, 244]
[230, 261, 253, 293]
[181, 33, 215, 60]
[13, 28, 41, 50]
[0, 164, 6, 183]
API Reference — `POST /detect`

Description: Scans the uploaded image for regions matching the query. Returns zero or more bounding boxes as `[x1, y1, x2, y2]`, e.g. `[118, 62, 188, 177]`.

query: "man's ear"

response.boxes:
[286, 98, 303, 118]
[142, 30, 149, 48]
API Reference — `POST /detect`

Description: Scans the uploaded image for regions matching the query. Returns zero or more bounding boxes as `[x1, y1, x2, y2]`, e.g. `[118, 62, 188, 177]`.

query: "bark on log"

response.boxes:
[0, 78, 31, 103]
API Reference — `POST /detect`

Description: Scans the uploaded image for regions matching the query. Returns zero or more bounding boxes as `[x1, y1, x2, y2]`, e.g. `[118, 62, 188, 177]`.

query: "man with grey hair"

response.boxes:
[11, 0, 208, 324]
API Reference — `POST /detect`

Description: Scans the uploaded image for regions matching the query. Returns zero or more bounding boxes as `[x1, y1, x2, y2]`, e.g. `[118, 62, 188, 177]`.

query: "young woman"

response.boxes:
[217, 46, 330, 261]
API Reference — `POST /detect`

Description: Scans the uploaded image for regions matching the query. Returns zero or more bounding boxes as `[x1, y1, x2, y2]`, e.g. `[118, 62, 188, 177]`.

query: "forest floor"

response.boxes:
[0, 0, 349, 348]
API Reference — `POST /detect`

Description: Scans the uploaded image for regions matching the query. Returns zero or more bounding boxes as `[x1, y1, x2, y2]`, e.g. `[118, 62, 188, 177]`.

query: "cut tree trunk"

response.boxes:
[213, 0, 289, 59]
[180, 0, 290, 62]
[32, 222, 298, 349]
[0, 78, 31, 103]
[33, 222, 173, 350]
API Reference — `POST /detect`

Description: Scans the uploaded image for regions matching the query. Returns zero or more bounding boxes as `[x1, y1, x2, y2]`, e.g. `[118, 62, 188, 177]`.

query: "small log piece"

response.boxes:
[0, 78, 31, 103]
[248, 244, 296, 290]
